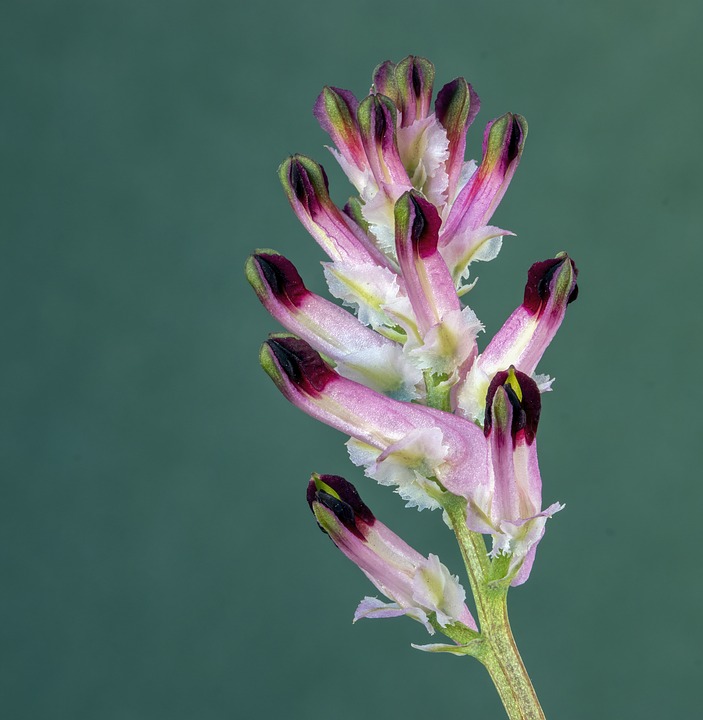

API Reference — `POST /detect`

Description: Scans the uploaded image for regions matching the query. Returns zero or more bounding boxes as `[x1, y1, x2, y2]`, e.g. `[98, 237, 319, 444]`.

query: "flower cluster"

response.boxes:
[247, 56, 578, 640]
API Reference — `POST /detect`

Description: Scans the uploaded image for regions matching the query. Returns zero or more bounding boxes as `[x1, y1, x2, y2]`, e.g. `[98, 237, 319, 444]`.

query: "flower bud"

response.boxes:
[393, 55, 435, 126]
[279, 154, 388, 267]
[441, 113, 527, 263]
[523, 252, 579, 316]
[434, 77, 481, 203]
[357, 93, 408, 186]
[313, 86, 367, 172]
[484, 367, 541, 445]
[307, 473, 477, 634]
[307, 473, 375, 540]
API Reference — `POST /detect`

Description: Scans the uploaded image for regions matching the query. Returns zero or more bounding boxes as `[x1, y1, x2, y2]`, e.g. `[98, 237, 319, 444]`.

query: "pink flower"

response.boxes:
[308, 473, 477, 633]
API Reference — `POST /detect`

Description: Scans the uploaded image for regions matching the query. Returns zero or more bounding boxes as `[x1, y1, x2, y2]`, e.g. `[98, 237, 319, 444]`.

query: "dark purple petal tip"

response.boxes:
[435, 77, 481, 137]
[396, 191, 442, 259]
[523, 255, 579, 315]
[307, 474, 375, 539]
[266, 336, 337, 394]
[358, 93, 397, 144]
[279, 155, 331, 213]
[253, 253, 309, 307]
[482, 113, 527, 167]
[484, 368, 541, 445]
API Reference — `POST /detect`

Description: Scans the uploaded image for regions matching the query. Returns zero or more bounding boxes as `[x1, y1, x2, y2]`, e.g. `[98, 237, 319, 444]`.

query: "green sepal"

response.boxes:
[344, 196, 369, 233]
[372, 60, 399, 102]
[394, 56, 435, 124]
[484, 113, 528, 168]
[318, 86, 358, 146]
[357, 93, 398, 143]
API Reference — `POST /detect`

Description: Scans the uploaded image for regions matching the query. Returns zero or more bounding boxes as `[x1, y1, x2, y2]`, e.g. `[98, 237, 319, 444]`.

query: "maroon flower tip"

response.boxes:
[286, 155, 330, 210]
[266, 337, 337, 394]
[372, 95, 390, 141]
[506, 114, 524, 164]
[484, 368, 541, 445]
[254, 253, 308, 307]
[307, 474, 375, 540]
[523, 256, 579, 315]
[408, 192, 442, 259]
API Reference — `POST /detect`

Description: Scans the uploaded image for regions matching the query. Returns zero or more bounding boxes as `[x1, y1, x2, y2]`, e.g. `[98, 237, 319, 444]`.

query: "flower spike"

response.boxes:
[250, 59, 578, 712]
[308, 474, 477, 634]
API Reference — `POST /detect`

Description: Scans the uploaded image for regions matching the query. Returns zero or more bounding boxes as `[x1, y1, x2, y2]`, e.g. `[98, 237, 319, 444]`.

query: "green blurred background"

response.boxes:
[2, 1, 701, 717]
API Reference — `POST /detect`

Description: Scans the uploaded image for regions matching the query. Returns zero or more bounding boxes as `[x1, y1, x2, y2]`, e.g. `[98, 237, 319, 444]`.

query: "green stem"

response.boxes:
[444, 498, 546, 720]
[423, 371, 452, 412]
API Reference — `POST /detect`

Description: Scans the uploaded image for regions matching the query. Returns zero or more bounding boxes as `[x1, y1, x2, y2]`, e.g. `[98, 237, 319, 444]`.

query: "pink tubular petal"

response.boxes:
[247, 252, 417, 397]
[357, 94, 410, 187]
[313, 86, 367, 172]
[440, 226, 514, 286]
[313, 503, 419, 608]
[435, 78, 481, 204]
[393, 55, 435, 126]
[260, 337, 488, 498]
[486, 386, 521, 523]
[479, 254, 578, 376]
[311, 483, 476, 633]
[394, 191, 461, 335]
[279, 154, 391, 268]
[440, 113, 527, 250]
[372, 60, 399, 101]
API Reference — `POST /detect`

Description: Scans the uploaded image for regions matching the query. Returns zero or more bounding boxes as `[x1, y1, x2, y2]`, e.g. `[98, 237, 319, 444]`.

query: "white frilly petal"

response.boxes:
[346, 427, 449, 511]
[327, 146, 376, 199]
[533, 373, 554, 393]
[408, 306, 483, 378]
[411, 554, 469, 629]
[323, 261, 404, 332]
[359, 185, 398, 255]
[397, 115, 450, 210]
[492, 502, 565, 585]
[354, 596, 434, 634]
[336, 344, 423, 401]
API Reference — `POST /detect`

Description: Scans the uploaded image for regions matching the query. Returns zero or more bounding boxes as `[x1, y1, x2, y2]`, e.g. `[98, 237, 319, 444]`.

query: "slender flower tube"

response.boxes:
[393, 190, 481, 380]
[279, 154, 391, 268]
[307, 473, 477, 633]
[313, 86, 369, 193]
[246, 251, 421, 399]
[467, 368, 563, 585]
[457, 253, 579, 423]
[434, 77, 481, 205]
[439, 113, 528, 285]
[260, 336, 488, 509]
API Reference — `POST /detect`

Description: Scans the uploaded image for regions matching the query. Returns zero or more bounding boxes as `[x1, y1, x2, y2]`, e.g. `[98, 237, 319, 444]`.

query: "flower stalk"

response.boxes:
[443, 496, 545, 720]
